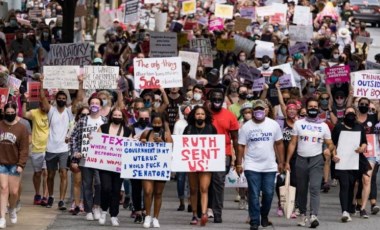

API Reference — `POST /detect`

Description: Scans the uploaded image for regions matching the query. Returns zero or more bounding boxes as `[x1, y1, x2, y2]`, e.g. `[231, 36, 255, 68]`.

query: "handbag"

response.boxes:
[279, 170, 296, 219]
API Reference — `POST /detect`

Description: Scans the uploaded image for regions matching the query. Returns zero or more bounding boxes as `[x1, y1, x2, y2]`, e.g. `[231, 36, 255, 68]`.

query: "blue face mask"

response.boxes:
[144, 101, 151, 108]
[270, 75, 278, 84]
[280, 48, 287, 55]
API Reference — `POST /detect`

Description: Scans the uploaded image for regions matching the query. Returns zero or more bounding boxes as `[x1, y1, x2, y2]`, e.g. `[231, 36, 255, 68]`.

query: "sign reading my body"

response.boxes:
[181, 136, 221, 171]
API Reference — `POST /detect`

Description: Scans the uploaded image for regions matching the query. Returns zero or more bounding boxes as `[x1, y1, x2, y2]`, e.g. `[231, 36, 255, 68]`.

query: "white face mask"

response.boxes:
[333, 54, 339, 59]
[330, 36, 336, 43]
[262, 63, 270, 69]
[193, 93, 202, 101]
[154, 102, 161, 108]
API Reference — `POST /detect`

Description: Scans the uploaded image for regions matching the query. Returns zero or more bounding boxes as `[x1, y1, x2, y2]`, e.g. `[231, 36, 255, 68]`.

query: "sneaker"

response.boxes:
[341, 211, 350, 223]
[239, 200, 246, 210]
[86, 212, 94, 221]
[360, 209, 369, 219]
[309, 215, 319, 228]
[250, 224, 259, 230]
[321, 182, 330, 193]
[190, 216, 198, 225]
[371, 205, 380, 215]
[290, 212, 297, 219]
[9, 208, 17, 224]
[234, 194, 241, 202]
[294, 208, 300, 216]
[0, 218, 5, 229]
[177, 204, 185, 211]
[99, 211, 107, 225]
[134, 214, 143, 224]
[331, 179, 338, 187]
[143, 215, 152, 228]
[41, 197, 48, 206]
[72, 206, 80, 216]
[111, 217, 120, 226]
[277, 207, 284, 217]
[79, 202, 84, 212]
[200, 214, 208, 226]
[46, 197, 54, 208]
[34, 195, 42, 205]
[130, 211, 137, 218]
[261, 216, 272, 227]
[152, 218, 160, 228]
[207, 208, 214, 218]
[58, 200, 66, 211]
[15, 200, 21, 213]
[297, 214, 308, 227]
[69, 202, 75, 213]
[93, 207, 101, 220]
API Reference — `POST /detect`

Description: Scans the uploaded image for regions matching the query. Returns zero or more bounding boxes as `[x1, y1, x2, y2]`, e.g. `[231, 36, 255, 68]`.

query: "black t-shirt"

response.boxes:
[167, 95, 185, 133]
[282, 120, 297, 162]
[100, 123, 132, 138]
[332, 122, 367, 146]
[358, 114, 378, 134]
[183, 124, 217, 135]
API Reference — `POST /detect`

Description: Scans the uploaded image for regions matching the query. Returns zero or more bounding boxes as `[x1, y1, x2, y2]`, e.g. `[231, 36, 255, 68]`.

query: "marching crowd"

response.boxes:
[0, 0, 380, 230]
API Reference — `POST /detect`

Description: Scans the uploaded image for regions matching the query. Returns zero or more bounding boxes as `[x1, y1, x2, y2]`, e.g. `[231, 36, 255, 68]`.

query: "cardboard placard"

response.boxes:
[279, 74, 293, 88]
[27, 82, 52, 102]
[0, 88, 9, 109]
[240, 7, 255, 19]
[289, 25, 313, 42]
[83, 66, 119, 89]
[181, 0, 196, 15]
[189, 39, 213, 67]
[215, 4, 234, 19]
[216, 39, 235, 51]
[43, 66, 80, 89]
[238, 63, 261, 82]
[293, 6, 312, 25]
[252, 77, 265, 91]
[234, 35, 255, 55]
[124, 0, 139, 23]
[149, 32, 178, 57]
[325, 65, 351, 84]
[45, 43, 92, 66]
[178, 51, 199, 79]
[256, 6, 276, 17]
[234, 17, 251, 32]
[255, 40, 275, 58]
[171, 135, 226, 172]
[353, 72, 380, 100]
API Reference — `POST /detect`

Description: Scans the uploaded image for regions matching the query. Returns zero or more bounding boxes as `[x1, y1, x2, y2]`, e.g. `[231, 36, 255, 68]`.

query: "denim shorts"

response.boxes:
[367, 157, 377, 164]
[0, 165, 20, 176]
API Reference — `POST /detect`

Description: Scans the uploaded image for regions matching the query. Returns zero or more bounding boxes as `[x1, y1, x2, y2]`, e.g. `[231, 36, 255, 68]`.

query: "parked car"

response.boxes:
[350, 0, 380, 26]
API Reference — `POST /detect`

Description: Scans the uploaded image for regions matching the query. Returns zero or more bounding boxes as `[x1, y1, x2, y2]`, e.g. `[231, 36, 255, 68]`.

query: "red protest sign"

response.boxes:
[0, 88, 9, 110]
[27, 82, 51, 102]
[294, 68, 315, 80]
[325, 65, 350, 85]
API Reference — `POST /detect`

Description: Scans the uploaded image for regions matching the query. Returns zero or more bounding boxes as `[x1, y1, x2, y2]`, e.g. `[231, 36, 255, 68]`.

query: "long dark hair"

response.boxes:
[187, 105, 213, 126]
[108, 107, 127, 126]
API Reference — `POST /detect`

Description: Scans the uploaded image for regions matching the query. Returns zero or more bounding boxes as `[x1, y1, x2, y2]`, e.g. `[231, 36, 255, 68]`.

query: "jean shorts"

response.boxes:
[0, 165, 20, 176]
[367, 157, 377, 164]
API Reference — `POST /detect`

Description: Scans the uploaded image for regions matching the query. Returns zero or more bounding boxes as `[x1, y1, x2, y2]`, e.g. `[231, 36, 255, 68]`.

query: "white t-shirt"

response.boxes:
[173, 119, 188, 135]
[80, 116, 105, 165]
[293, 119, 331, 157]
[238, 118, 283, 172]
[46, 106, 73, 153]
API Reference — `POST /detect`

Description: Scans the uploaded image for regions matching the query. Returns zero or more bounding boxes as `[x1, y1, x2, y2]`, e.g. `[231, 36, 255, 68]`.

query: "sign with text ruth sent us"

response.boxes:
[171, 135, 225, 172]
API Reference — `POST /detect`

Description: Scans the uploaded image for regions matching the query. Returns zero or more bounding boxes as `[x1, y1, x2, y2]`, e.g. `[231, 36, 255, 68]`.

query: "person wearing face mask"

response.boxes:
[331, 107, 369, 222]
[314, 60, 329, 87]
[151, 90, 169, 114]
[0, 102, 29, 228]
[96, 108, 131, 226]
[207, 89, 239, 223]
[97, 90, 112, 117]
[3, 17, 19, 33]
[228, 85, 249, 122]
[8, 52, 26, 73]
[191, 84, 205, 106]
[276, 44, 289, 65]
[257, 55, 273, 80]
[236, 100, 285, 230]
[70, 96, 107, 221]
[285, 98, 335, 228]
[9, 30, 33, 63]
[331, 91, 347, 123]
[267, 69, 284, 107]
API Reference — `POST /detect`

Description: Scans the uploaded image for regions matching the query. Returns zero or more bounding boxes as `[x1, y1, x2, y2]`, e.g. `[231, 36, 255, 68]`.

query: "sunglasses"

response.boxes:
[335, 96, 344, 100]
[320, 97, 329, 100]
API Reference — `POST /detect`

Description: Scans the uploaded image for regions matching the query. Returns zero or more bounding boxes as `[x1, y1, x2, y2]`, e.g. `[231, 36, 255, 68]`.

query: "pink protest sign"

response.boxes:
[208, 18, 224, 31]
[325, 65, 350, 84]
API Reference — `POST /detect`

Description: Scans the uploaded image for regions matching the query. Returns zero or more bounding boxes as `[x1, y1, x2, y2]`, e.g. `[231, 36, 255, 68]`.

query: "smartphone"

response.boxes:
[154, 133, 159, 138]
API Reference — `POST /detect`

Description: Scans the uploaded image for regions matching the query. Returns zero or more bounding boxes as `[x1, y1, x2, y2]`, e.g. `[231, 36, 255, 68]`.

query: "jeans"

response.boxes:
[81, 167, 101, 213]
[176, 172, 188, 199]
[99, 170, 123, 217]
[245, 170, 276, 226]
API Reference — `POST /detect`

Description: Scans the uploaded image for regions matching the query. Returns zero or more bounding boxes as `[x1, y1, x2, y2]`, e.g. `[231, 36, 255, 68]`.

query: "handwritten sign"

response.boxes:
[255, 40, 275, 58]
[172, 135, 226, 172]
[134, 57, 183, 89]
[293, 6, 312, 25]
[149, 32, 178, 57]
[238, 63, 261, 82]
[43, 66, 80, 89]
[124, 0, 139, 23]
[234, 17, 251, 32]
[215, 4, 233, 19]
[289, 25, 313, 42]
[279, 74, 293, 88]
[366, 61, 380, 70]
[46, 43, 92, 66]
[240, 7, 255, 18]
[208, 18, 224, 31]
[289, 43, 309, 56]
[325, 65, 350, 84]
[216, 39, 235, 51]
[252, 77, 265, 91]
[27, 82, 53, 102]
[121, 140, 173, 180]
[7, 76, 21, 95]
[182, 0, 196, 15]
[83, 66, 119, 89]
[179, 51, 199, 79]
[0, 88, 9, 109]
[256, 6, 276, 17]
[353, 72, 380, 100]
[189, 39, 213, 67]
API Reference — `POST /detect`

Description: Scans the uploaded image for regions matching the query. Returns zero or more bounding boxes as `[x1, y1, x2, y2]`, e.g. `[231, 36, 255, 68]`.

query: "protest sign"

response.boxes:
[144, 0, 161, 3]
[274, 63, 297, 86]
[279, 74, 293, 88]
[198, 16, 208, 26]
[366, 61, 380, 70]
[215, 4, 233, 19]
[356, 36, 373, 45]
[177, 33, 189, 46]
[234, 35, 255, 55]
[289, 25, 313, 42]
[171, 135, 226, 172]
[43, 66, 80, 89]
[121, 140, 173, 180]
[0, 2, 8, 20]
[179, 51, 199, 79]
[75, 5, 87, 17]
[270, 12, 286, 25]
[124, 0, 139, 23]
[46, 43, 92, 66]
[189, 39, 213, 67]
[289, 43, 309, 56]
[325, 65, 350, 84]
[294, 68, 315, 80]
[293, 6, 312, 25]
[216, 39, 235, 51]
[256, 6, 275, 17]
[238, 63, 261, 82]
[28, 8, 43, 20]
[252, 77, 265, 91]
[0, 88, 9, 110]
[134, 57, 183, 89]
[154, 12, 167, 32]
[7, 76, 21, 95]
[27, 82, 53, 102]
[240, 7, 255, 18]
[208, 18, 224, 31]
[183, 21, 198, 30]
[335, 131, 360, 170]
[234, 17, 251, 32]
[149, 32, 178, 57]
[255, 40, 275, 58]
[84, 133, 125, 173]
[353, 72, 380, 100]
[364, 134, 378, 158]
[83, 66, 119, 89]
[181, 0, 196, 15]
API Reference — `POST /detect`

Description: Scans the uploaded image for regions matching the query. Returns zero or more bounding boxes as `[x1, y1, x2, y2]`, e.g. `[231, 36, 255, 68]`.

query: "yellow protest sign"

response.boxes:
[178, 33, 189, 46]
[215, 4, 234, 19]
[182, 0, 196, 15]
[216, 39, 235, 51]
[234, 17, 251, 32]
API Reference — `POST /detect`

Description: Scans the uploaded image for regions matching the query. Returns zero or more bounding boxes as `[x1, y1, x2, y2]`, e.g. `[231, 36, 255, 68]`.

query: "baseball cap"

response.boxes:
[252, 99, 267, 109]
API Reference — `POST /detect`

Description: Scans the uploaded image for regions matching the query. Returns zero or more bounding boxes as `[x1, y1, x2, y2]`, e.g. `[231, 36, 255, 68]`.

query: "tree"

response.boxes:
[57, 0, 78, 43]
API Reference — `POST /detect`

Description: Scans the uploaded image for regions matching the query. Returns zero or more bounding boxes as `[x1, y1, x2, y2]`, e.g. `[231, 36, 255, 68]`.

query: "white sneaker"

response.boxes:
[310, 215, 319, 228]
[143, 215, 152, 228]
[234, 194, 241, 202]
[93, 207, 101, 220]
[111, 217, 120, 226]
[239, 200, 246, 210]
[9, 208, 17, 224]
[152, 218, 160, 228]
[297, 214, 308, 227]
[331, 179, 338, 187]
[341, 211, 350, 223]
[0, 218, 5, 229]
[15, 200, 21, 213]
[99, 211, 107, 225]
[207, 208, 214, 218]
[86, 212, 94, 221]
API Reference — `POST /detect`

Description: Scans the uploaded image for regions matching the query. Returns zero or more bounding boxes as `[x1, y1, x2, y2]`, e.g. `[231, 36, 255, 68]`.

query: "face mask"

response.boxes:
[358, 105, 369, 114]
[138, 118, 148, 128]
[270, 75, 278, 84]
[268, 28, 274, 33]
[253, 110, 266, 121]
[193, 93, 202, 101]
[90, 105, 100, 114]
[319, 66, 326, 72]
[333, 54, 339, 59]
[144, 101, 151, 108]
[196, 119, 204, 126]
[344, 112, 356, 127]
[280, 48, 287, 55]
[308, 87, 316, 94]
[307, 108, 319, 118]
[112, 117, 123, 125]
[238, 93, 247, 100]
[262, 63, 270, 69]
[56, 100, 66, 107]
[320, 99, 328, 107]
[330, 36, 336, 43]
[102, 100, 108, 107]
[152, 126, 161, 133]
[4, 113, 16, 123]
[16, 57, 23, 63]
[210, 98, 223, 112]
[153, 102, 161, 108]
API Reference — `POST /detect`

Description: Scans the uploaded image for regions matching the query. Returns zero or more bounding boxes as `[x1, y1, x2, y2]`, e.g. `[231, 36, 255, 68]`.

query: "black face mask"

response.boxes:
[152, 126, 161, 133]
[210, 98, 223, 112]
[112, 118, 123, 125]
[4, 113, 16, 123]
[344, 112, 356, 127]
[195, 119, 204, 126]
[238, 93, 247, 100]
[307, 108, 319, 118]
[138, 118, 148, 128]
[56, 100, 66, 107]
[358, 105, 369, 114]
